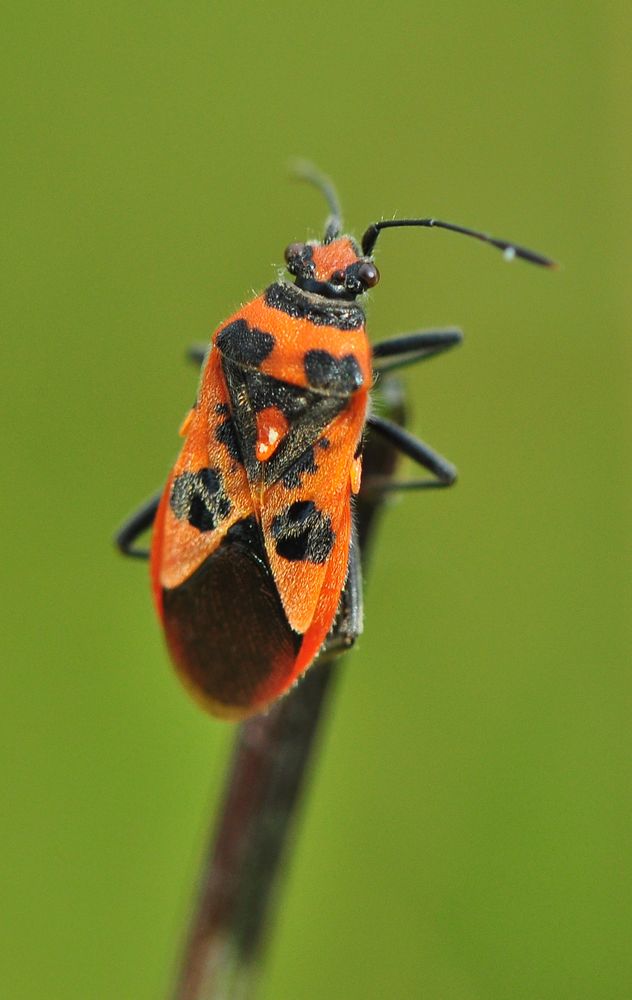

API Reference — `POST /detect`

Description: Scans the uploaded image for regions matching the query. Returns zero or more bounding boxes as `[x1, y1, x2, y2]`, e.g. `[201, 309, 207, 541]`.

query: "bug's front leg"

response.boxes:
[372, 328, 462, 375]
[114, 490, 162, 559]
[367, 329, 461, 495]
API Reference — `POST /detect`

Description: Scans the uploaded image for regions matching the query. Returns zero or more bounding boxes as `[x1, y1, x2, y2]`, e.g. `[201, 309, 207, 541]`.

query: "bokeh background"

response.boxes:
[3, 3, 630, 998]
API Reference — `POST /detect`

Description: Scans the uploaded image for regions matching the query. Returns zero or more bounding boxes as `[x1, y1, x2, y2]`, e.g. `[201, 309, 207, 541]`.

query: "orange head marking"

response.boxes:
[284, 236, 380, 301]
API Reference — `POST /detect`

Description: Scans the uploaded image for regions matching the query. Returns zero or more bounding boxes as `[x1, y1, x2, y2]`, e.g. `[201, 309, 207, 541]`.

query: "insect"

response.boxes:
[116, 167, 554, 720]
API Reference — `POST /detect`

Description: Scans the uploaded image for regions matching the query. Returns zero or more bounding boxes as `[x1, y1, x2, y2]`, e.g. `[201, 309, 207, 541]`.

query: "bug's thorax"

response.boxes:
[209, 284, 372, 400]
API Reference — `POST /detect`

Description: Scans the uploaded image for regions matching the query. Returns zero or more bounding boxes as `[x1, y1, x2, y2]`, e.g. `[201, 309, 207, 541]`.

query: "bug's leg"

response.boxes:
[114, 490, 162, 559]
[187, 344, 209, 367]
[364, 414, 457, 494]
[372, 328, 462, 375]
[324, 524, 363, 654]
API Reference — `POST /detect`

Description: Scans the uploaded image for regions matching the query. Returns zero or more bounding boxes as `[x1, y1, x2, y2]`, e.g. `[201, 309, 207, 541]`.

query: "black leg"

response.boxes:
[114, 490, 162, 559]
[187, 344, 209, 367]
[364, 414, 457, 494]
[325, 524, 363, 653]
[372, 328, 462, 374]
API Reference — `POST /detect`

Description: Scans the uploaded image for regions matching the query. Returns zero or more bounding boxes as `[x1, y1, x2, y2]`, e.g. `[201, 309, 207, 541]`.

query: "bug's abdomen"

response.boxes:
[160, 518, 302, 720]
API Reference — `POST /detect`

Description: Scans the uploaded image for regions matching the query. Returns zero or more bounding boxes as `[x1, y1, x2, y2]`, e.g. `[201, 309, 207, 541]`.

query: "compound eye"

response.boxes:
[284, 242, 306, 265]
[331, 269, 346, 286]
[358, 261, 380, 288]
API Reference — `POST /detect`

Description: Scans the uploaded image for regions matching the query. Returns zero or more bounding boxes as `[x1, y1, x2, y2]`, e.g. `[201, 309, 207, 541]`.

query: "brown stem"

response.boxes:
[171, 381, 405, 1000]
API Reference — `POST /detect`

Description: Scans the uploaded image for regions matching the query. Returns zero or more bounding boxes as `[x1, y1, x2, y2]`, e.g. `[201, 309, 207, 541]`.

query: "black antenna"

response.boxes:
[361, 217, 557, 268]
[291, 160, 342, 243]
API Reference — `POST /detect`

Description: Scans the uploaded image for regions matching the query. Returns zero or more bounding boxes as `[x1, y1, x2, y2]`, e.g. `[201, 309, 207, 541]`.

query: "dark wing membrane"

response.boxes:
[161, 517, 302, 720]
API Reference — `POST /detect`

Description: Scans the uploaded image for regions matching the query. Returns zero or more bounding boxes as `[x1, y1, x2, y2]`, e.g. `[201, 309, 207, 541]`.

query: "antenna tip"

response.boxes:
[516, 246, 559, 269]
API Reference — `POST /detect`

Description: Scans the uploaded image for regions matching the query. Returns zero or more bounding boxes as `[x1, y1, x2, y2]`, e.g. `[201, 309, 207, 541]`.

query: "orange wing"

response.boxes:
[260, 391, 366, 636]
[150, 350, 253, 603]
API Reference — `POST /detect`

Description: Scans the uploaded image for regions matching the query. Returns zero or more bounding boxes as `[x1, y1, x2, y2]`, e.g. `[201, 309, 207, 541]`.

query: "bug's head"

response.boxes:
[284, 237, 380, 301]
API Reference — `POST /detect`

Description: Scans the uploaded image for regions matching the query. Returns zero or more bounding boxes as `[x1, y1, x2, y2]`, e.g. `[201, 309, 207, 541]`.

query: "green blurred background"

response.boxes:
[3, 2, 630, 998]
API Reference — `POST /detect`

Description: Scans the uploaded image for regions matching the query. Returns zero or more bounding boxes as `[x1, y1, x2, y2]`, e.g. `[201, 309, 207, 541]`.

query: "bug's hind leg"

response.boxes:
[324, 524, 363, 655]
[363, 415, 457, 496]
[372, 328, 462, 375]
[114, 490, 162, 559]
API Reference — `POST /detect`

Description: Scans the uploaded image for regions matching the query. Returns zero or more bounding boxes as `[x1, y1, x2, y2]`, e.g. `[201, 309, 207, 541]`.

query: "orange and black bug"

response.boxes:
[116, 167, 554, 720]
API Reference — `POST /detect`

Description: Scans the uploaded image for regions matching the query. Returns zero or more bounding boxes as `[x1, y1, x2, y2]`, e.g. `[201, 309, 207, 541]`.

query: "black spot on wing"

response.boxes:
[215, 404, 243, 465]
[304, 350, 364, 394]
[170, 468, 232, 532]
[216, 319, 275, 366]
[271, 500, 334, 564]
[281, 446, 318, 489]
[265, 282, 365, 330]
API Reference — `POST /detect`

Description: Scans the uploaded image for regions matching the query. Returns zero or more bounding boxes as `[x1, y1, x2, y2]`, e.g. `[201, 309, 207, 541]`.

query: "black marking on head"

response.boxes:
[281, 446, 318, 489]
[216, 319, 275, 366]
[170, 468, 232, 532]
[297, 258, 378, 301]
[304, 350, 364, 394]
[271, 500, 334, 564]
[318, 437, 330, 450]
[215, 403, 243, 465]
[284, 242, 315, 280]
[265, 282, 364, 331]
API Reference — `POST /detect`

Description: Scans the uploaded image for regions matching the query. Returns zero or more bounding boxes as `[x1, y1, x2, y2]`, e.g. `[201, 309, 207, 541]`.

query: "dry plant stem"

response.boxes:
[172, 658, 338, 1000]
[171, 383, 404, 1000]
